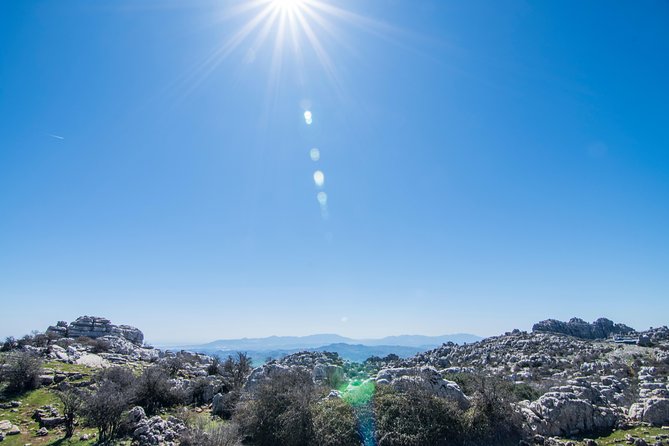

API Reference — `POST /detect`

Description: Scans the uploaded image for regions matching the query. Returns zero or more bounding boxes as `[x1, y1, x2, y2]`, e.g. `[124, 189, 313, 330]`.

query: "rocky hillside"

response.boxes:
[1, 316, 668, 446]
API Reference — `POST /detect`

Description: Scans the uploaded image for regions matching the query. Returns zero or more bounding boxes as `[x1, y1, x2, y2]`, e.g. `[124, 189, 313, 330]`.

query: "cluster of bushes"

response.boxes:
[2, 345, 528, 446]
[234, 369, 360, 446]
[41, 363, 191, 442]
[232, 370, 525, 446]
[1, 332, 60, 351]
[62, 352, 252, 443]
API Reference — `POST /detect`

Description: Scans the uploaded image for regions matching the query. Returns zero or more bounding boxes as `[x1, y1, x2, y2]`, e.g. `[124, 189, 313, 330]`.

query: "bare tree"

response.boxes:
[57, 389, 83, 438]
[82, 380, 131, 443]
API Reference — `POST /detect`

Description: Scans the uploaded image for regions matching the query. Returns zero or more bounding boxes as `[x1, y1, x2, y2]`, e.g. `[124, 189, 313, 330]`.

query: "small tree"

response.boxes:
[161, 354, 190, 377]
[82, 380, 130, 443]
[222, 352, 252, 389]
[1, 351, 43, 393]
[236, 369, 318, 446]
[207, 356, 222, 376]
[57, 388, 83, 438]
[311, 398, 362, 446]
[462, 374, 523, 446]
[1, 336, 18, 352]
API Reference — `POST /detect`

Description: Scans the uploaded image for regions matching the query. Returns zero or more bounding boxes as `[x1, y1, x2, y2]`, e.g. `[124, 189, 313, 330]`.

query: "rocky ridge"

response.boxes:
[533, 317, 635, 340]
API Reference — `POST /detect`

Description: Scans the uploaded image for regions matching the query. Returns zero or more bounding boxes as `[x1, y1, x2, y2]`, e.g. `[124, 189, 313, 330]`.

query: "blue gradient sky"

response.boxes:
[1, 0, 668, 343]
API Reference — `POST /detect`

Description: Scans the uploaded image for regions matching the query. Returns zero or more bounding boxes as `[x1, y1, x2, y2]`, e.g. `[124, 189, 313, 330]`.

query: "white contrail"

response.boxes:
[48, 134, 65, 140]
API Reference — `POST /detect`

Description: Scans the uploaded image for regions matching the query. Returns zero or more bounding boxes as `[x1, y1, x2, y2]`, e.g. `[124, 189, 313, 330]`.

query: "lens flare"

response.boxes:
[310, 147, 320, 161]
[304, 110, 313, 125]
[313, 170, 324, 187]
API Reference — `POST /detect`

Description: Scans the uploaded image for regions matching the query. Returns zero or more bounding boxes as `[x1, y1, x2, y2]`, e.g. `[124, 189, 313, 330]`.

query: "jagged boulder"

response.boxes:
[532, 318, 634, 340]
[125, 406, 185, 446]
[375, 366, 470, 409]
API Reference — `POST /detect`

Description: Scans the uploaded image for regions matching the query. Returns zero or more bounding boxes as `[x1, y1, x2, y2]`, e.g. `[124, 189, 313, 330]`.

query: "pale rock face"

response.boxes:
[524, 392, 618, 437]
[629, 398, 669, 426]
[375, 366, 470, 409]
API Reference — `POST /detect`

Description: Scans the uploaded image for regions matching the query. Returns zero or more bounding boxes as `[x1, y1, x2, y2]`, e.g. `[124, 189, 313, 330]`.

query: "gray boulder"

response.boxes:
[629, 398, 669, 426]
[524, 392, 617, 437]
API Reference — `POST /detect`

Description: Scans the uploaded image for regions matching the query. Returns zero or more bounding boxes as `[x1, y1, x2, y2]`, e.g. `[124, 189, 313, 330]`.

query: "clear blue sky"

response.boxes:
[1, 0, 668, 343]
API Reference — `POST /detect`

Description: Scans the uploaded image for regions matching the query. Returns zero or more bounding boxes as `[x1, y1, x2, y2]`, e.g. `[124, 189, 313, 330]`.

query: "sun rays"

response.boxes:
[179, 0, 403, 97]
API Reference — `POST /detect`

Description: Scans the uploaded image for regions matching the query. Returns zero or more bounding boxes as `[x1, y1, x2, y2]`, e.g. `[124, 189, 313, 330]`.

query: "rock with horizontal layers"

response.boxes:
[46, 315, 144, 345]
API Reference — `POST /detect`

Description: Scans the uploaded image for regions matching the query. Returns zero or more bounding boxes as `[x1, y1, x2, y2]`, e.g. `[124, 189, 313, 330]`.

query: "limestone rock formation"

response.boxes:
[46, 316, 144, 345]
[532, 317, 634, 340]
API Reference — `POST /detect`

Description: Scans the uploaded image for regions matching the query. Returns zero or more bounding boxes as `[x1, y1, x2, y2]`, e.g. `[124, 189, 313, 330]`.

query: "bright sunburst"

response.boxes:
[186, 0, 396, 95]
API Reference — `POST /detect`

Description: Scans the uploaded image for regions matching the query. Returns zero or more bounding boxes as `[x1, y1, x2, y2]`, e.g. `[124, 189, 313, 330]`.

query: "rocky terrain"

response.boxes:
[1, 316, 668, 446]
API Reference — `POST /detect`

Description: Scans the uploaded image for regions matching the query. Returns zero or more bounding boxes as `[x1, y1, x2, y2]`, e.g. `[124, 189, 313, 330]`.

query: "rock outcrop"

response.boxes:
[375, 366, 470, 409]
[125, 406, 186, 446]
[532, 318, 634, 340]
[46, 316, 144, 345]
[522, 391, 618, 437]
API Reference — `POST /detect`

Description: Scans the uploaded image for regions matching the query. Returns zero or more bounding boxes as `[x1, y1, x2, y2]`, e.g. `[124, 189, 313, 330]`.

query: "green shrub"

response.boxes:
[180, 413, 242, 446]
[235, 369, 318, 446]
[311, 398, 362, 446]
[97, 366, 135, 388]
[0, 350, 43, 394]
[461, 375, 523, 446]
[133, 365, 186, 415]
[373, 385, 464, 446]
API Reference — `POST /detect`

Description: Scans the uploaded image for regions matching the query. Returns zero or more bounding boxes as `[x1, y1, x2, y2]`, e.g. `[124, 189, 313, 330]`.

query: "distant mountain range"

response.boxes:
[163, 333, 482, 363]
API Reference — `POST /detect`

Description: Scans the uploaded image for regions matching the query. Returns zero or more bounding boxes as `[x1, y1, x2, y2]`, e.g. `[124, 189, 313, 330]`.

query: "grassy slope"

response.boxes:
[0, 360, 98, 446]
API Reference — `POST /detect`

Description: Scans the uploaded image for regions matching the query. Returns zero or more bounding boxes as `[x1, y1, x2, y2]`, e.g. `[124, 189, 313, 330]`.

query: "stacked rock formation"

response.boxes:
[46, 316, 144, 345]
